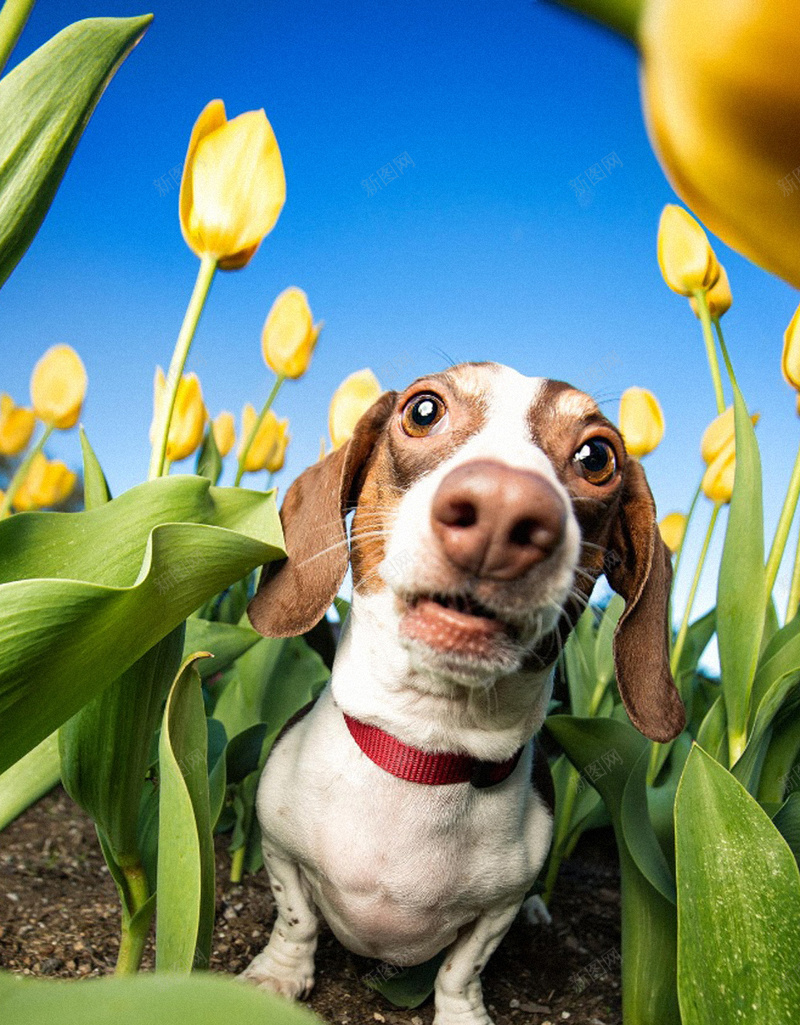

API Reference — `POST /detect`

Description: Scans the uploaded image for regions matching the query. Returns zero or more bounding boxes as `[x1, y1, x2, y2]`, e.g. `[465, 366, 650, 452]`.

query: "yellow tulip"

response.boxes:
[701, 439, 736, 505]
[261, 287, 323, 380]
[151, 368, 206, 463]
[212, 411, 236, 457]
[30, 345, 87, 429]
[239, 404, 290, 473]
[180, 99, 286, 270]
[640, 0, 800, 290]
[782, 303, 800, 392]
[700, 406, 760, 466]
[659, 512, 687, 554]
[0, 394, 36, 456]
[618, 387, 664, 457]
[689, 264, 733, 320]
[548, 0, 800, 288]
[700, 407, 734, 465]
[13, 452, 76, 511]
[657, 205, 720, 296]
[329, 369, 383, 450]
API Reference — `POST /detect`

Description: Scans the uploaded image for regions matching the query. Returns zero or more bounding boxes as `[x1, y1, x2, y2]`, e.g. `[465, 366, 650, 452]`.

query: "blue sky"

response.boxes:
[2, 0, 799, 630]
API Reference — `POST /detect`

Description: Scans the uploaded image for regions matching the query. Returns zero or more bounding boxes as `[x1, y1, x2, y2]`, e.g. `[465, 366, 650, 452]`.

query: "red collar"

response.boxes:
[343, 713, 523, 788]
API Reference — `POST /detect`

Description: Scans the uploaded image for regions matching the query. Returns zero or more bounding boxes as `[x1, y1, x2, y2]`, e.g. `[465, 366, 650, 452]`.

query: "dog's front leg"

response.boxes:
[433, 899, 523, 1025]
[239, 848, 319, 1000]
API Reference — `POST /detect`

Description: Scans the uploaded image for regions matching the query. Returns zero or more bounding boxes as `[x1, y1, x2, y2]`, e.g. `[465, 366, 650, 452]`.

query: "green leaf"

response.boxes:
[183, 617, 261, 680]
[547, 715, 680, 1023]
[0, 16, 152, 290]
[758, 709, 800, 804]
[620, 748, 676, 903]
[717, 364, 765, 763]
[676, 745, 800, 1024]
[60, 624, 185, 866]
[213, 575, 254, 626]
[156, 654, 215, 973]
[676, 609, 716, 687]
[195, 426, 222, 486]
[0, 731, 60, 830]
[695, 694, 727, 763]
[213, 635, 329, 744]
[363, 952, 446, 1008]
[747, 615, 800, 735]
[773, 792, 800, 867]
[595, 594, 624, 688]
[545, 714, 648, 818]
[0, 475, 283, 774]
[226, 723, 269, 784]
[79, 427, 111, 509]
[733, 616, 800, 792]
[562, 613, 595, 718]
[0, 969, 323, 1024]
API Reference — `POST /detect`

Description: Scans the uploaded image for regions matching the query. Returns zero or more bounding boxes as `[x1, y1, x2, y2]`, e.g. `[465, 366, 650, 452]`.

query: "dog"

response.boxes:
[242, 361, 685, 1025]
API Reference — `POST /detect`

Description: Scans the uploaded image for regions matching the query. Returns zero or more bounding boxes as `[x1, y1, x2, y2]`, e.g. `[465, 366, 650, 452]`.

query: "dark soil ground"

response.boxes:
[0, 789, 621, 1024]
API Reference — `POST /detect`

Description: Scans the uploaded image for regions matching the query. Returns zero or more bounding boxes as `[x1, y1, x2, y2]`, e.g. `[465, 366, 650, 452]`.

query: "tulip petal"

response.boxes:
[30, 344, 87, 430]
[329, 369, 383, 449]
[179, 99, 226, 259]
[618, 386, 664, 457]
[657, 205, 720, 296]
[261, 287, 319, 379]
[782, 303, 800, 392]
[190, 109, 286, 262]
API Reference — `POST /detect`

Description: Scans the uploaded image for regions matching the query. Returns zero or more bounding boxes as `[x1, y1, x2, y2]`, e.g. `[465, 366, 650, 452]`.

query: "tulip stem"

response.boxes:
[765, 439, 800, 609]
[0, 422, 53, 517]
[670, 503, 720, 680]
[0, 0, 36, 78]
[234, 374, 286, 486]
[693, 291, 726, 415]
[148, 255, 217, 481]
[787, 532, 800, 623]
[671, 476, 703, 587]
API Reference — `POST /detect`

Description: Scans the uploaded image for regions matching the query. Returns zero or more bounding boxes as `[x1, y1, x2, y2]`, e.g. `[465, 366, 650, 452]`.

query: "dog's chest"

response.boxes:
[255, 689, 551, 963]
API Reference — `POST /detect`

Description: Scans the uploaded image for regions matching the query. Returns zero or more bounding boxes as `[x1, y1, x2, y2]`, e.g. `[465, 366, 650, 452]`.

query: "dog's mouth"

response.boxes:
[399, 592, 519, 661]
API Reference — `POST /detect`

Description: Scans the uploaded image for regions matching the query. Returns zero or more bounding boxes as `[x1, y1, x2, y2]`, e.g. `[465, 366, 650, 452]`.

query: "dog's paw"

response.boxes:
[433, 1005, 494, 1025]
[238, 952, 315, 1000]
[522, 895, 551, 927]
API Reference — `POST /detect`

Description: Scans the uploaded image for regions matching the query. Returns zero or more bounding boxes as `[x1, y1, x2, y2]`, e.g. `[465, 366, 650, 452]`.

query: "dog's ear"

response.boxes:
[604, 458, 686, 743]
[247, 391, 397, 637]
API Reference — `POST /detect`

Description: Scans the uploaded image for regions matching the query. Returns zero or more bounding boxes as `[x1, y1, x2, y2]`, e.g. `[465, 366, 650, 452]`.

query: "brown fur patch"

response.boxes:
[350, 365, 491, 595]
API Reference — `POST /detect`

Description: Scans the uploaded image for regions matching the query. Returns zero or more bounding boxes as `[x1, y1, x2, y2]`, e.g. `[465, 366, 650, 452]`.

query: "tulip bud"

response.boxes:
[261, 287, 323, 380]
[782, 302, 800, 392]
[701, 439, 736, 505]
[618, 387, 665, 457]
[30, 345, 87, 430]
[180, 99, 286, 270]
[0, 394, 36, 456]
[13, 452, 76, 511]
[329, 369, 383, 450]
[240, 404, 290, 473]
[659, 512, 687, 555]
[212, 411, 236, 457]
[657, 205, 721, 296]
[700, 406, 760, 465]
[151, 368, 207, 463]
[690, 264, 733, 320]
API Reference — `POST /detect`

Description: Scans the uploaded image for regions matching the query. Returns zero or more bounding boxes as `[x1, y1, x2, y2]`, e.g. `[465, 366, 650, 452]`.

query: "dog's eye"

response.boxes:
[401, 393, 447, 437]
[572, 437, 617, 485]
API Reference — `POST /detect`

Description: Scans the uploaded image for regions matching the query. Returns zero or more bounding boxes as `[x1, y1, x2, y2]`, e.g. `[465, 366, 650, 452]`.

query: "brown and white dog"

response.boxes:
[242, 362, 685, 1025]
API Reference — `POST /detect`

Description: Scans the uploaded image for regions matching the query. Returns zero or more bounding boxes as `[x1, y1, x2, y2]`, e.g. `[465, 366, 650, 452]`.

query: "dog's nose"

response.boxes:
[431, 460, 566, 580]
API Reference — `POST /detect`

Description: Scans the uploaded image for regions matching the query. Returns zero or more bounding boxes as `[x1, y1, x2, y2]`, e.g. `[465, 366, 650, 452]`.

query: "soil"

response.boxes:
[0, 789, 621, 1025]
